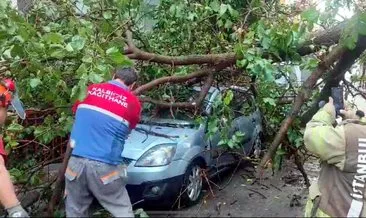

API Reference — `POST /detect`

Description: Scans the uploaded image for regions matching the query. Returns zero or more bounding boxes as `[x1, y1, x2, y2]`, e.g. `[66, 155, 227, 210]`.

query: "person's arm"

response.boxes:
[0, 107, 29, 217]
[0, 155, 20, 208]
[304, 98, 346, 168]
[0, 107, 7, 125]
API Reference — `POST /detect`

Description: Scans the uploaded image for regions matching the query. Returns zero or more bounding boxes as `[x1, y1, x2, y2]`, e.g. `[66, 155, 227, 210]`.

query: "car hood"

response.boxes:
[122, 124, 197, 160]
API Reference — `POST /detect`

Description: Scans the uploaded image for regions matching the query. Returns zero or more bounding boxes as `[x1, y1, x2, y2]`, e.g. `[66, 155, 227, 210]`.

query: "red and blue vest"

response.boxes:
[70, 80, 141, 165]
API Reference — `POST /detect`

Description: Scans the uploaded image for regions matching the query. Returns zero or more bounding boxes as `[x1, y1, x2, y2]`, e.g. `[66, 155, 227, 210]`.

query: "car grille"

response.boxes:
[122, 157, 134, 166]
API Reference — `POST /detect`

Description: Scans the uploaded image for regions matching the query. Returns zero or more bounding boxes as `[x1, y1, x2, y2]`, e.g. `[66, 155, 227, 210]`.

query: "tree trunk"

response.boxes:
[300, 36, 366, 125]
[257, 45, 346, 178]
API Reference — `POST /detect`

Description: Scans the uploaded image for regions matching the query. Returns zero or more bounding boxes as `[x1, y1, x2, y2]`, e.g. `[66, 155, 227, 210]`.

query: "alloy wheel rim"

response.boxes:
[187, 165, 202, 201]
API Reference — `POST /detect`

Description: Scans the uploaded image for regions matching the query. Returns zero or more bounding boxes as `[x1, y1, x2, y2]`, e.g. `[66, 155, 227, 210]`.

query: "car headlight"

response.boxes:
[135, 144, 177, 167]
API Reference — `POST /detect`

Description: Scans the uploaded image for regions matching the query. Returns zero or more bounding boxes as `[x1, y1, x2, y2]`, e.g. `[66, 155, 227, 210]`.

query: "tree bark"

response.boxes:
[125, 21, 347, 67]
[134, 67, 216, 95]
[125, 31, 237, 66]
[300, 36, 366, 125]
[297, 20, 347, 55]
[257, 45, 346, 178]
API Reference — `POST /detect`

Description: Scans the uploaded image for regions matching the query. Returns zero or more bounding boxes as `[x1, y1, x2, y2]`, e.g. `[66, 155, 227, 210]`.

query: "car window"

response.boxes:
[229, 89, 256, 118]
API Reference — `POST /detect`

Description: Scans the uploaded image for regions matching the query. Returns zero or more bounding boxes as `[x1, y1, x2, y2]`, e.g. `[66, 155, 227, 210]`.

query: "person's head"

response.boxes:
[113, 67, 138, 90]
[0, 79, 26, 124]
[356, 110, 365, 119]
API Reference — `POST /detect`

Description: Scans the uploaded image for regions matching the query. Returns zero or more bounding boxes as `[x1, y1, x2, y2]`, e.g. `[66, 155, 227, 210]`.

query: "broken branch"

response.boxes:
[133, 67, 215, 95]
[125, 30, 237, 66]
[140, 73, 214, 109]
[257, 44, 347, 178]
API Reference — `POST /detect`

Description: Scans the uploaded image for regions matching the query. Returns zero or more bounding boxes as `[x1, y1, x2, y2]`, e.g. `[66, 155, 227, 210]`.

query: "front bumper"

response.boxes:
[125, 159, 189, 207]
[126, 174, 184, 207]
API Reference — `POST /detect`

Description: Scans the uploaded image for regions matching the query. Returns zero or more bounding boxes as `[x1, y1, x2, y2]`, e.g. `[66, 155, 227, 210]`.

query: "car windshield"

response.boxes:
[140, 87, 214, 127]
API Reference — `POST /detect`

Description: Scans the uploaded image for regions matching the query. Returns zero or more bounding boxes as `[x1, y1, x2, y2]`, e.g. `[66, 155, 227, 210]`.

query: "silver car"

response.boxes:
[122, 86, 263, 207]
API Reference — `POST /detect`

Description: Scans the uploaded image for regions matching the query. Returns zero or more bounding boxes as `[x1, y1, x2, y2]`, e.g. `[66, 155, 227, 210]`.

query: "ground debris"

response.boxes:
[289, 194, 302, 207]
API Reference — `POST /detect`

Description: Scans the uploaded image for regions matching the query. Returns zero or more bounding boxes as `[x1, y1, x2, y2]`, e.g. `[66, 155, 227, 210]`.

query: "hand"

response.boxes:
[6, 204, 29, 218]
[322, 97, 336, 118]
[339, 108, 359, 120]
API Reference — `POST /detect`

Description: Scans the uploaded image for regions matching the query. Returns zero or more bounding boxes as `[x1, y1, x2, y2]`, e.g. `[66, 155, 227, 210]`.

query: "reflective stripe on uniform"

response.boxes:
[347, 199, 363, 217]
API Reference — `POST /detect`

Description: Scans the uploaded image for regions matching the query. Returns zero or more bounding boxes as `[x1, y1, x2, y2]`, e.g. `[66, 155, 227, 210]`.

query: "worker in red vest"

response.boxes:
[0, 79, 28, 217]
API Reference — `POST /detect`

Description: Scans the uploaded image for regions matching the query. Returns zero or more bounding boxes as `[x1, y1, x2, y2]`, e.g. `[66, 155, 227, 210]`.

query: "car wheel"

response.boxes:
[180, 160, 204, 207]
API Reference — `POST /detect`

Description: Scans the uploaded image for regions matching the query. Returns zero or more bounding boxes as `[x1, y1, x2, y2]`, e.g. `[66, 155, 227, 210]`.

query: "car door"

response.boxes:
[229, 89, 258, 155]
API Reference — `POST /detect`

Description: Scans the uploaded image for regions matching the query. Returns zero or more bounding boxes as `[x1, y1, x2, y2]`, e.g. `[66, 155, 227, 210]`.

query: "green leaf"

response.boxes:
[106, 47, 119, 55]
[301, 7, 319, 23]
[263, 97, 276, 106]
[224, 90, 233, 105]
[50, 49, 66, 59]
[219, 4, 228, 16]
[76, 64, 88, 76]
[30, 78, 42, 88]
[7, 123, 24, 132]
[358, 14, 366, 35]
[65, 43, 74, 52]
[224, 20, 233, 29]
[343, 30, 358, 50]
[210, 1, 220, 12]
[236, 59, 248, 68]
[106, 47, 131, 65]
[43, 33, 64, 44]
[103, 11, 113, 20]
[8, 141, 19, 149]
[82, 55, 93, 63]
[70, 35, 86, 51]
[89, 73, 104, 83]
[227, 140, 234, 149]
[77, 83, 87, 101]
[227, 5, 239, 18]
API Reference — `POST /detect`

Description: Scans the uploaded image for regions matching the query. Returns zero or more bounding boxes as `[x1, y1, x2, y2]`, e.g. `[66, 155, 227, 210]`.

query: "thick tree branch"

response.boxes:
[300, 36, 366, 125]
[125, 21, 346, 67]
[297, 20, 346, 55]
[125, 30, 237, 66]
[257, 44, 346, 178]
[344, 79, 366, 99]
[126, 13, 349, 66]
[140, 74, 214, 109]
[134, 67, 214, 95]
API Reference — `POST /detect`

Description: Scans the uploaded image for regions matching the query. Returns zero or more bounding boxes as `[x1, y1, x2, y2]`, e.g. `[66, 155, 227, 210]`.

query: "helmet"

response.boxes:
[0, 79, 25, 120]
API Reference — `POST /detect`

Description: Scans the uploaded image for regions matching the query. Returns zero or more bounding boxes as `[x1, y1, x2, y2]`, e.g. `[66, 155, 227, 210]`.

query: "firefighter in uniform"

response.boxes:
[0, 79, 28, 217]
[304, 97, 366, 217]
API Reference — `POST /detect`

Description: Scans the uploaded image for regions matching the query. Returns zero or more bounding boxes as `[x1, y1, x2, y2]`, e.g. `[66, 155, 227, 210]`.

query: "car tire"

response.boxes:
[179, 160, 205, 207]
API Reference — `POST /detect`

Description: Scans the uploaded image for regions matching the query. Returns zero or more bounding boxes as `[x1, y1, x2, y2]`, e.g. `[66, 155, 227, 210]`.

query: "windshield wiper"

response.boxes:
[135, 127, 179, 139]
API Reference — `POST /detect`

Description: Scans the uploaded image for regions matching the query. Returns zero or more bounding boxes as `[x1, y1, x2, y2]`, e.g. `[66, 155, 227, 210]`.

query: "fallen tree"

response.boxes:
[2, 0, 366, 216]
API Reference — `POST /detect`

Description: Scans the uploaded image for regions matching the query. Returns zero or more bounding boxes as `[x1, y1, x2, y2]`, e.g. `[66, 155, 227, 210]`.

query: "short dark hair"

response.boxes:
[114, 67, 138, 86]
[356, 110, 365, 118]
